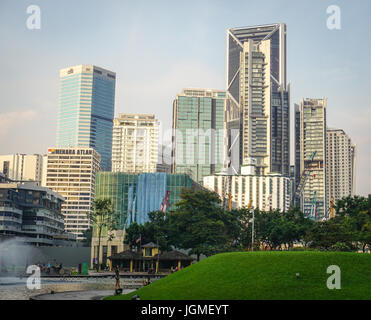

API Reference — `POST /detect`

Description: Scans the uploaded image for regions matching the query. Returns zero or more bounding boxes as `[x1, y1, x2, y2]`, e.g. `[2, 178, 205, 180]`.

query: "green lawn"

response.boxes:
[105, 251, 371, 300]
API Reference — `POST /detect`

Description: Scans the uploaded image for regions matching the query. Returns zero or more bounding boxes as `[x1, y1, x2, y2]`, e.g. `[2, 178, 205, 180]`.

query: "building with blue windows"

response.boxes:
[94, 172, 202, 228]
[172, 88, 226, 184]
[56, 65, 116, 171]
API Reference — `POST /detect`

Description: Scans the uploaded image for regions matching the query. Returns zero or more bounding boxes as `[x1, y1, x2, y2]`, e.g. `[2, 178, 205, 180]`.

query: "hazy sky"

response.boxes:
[0, 0, 370, 196]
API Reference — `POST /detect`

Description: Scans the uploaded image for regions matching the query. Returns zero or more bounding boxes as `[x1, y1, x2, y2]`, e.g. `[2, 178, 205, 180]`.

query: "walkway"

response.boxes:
[30, 289, 135, 300]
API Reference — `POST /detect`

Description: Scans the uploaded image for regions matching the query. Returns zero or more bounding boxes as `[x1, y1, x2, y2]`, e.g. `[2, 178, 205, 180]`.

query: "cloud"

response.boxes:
[0, 110, 37, 137]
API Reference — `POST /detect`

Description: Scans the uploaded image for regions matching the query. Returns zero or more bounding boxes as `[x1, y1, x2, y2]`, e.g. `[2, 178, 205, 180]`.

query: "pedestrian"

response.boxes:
[114, 265, 121, 290]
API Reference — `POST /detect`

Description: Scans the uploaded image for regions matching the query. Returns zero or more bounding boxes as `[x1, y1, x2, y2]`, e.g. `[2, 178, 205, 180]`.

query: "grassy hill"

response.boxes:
[105, 251, 371, 300]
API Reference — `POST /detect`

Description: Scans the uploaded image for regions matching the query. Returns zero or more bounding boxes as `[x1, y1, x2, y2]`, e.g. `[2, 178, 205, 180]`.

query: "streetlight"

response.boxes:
[251, 210, 255, 251]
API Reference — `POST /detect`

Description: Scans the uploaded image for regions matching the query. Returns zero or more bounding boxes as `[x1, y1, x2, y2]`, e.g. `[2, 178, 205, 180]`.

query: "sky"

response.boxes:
[0, 0, 370, 196]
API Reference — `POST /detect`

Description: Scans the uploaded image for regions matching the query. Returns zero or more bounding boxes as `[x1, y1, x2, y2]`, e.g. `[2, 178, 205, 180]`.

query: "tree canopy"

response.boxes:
[124, 190, 371, 256]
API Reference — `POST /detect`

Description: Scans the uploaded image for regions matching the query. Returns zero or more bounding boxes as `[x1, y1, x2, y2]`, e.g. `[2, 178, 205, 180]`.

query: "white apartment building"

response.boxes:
[326, 128, 356, 208]
[0, 154, 43, 184]
[112, 114, 159, 173]
[42, 147, 100, 240]
[203, 164, 291, 212]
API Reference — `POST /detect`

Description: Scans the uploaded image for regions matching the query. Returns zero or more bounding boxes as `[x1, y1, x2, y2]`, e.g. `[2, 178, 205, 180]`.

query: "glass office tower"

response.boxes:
[56, 65, 116, 171]
[172, 88, 226, 184]
[225, 24, 289, 176]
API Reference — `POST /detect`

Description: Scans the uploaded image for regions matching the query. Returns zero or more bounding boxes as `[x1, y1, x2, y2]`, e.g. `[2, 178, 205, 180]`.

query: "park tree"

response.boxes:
[125, 211, 172, 251]
[223, 207, 251, 250]
[167, 189, 230, 260]
[124, 222, 146, 250]
[304, 216, 356, 251]
[335, 195, 371, 252]
[241, 207, 314, 251]
[90, 198, 120, 271]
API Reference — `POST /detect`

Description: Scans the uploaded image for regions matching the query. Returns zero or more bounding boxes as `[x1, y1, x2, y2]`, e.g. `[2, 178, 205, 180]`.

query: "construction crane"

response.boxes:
[328, 198, 335, 219]
[247, 199, 253, 210]
[228, 193, 232, 211]
[221, 158, 233, 211]
[295, 151, 318, 218]
[295, 151, 317, 198]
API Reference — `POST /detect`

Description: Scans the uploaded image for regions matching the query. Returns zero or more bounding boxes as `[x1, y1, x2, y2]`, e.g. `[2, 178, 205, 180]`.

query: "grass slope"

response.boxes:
[105, 251, 371, 300]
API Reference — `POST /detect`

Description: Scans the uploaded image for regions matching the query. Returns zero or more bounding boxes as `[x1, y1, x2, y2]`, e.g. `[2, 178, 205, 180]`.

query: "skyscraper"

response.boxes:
[112, 114, 159, 173]
[296, 98, 327, 220]
[326, 128, 356, 209]
[225, 23, 289, 176]
[56, 65, 116, 171]
[42, 147, 101, 240]
[172, 88, 226, 184]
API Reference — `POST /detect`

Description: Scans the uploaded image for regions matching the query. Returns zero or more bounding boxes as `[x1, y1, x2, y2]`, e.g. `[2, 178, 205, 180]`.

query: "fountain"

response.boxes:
[0, 237, 45, 285]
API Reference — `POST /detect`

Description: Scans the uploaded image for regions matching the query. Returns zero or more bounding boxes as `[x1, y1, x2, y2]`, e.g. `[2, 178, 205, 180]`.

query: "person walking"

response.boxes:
[114, 265, 121, 290]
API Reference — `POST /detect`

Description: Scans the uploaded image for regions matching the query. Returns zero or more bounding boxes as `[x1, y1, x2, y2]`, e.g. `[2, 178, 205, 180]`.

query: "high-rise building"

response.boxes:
[156, 144, 172, 173]
[294, 104, 301, 193]
[225, 24, 289, 176]
[203, 164, 291, 212]
[172, 88, 226, 184]
[326, 128, 356, 208]
[296, 98, 327, 220]
[42, 147, 101, 240]
[56, 65, 116, 171]
[0, 154, 43, 184]
[0, 181, 65, 246]
[112, 114, 159, 173]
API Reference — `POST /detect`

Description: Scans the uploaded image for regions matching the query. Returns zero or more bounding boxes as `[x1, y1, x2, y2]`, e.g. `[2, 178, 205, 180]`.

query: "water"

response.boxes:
[0, 239, 142, 300]
[0, 238, 46, 274]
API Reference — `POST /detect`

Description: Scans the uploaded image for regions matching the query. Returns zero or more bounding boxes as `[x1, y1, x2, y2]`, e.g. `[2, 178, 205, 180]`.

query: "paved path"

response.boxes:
[31, 289, 135, 300]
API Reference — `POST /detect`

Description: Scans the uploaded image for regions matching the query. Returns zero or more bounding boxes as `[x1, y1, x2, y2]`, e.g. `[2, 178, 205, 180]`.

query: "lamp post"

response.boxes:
[251, 210, 255, 251]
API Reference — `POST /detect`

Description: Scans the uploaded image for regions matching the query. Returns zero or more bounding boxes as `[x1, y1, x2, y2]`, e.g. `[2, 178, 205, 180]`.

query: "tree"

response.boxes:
[90, 198, 119, 271]
[304, 216, 356, 251]
[167, 189, 229, 260]
[223, 207, 251, 250]
[124, 222, 145, 250]
[239, 206, 314, 251]
[335, 195, 371, 252]
[81, 227, 93, 247]
[124, 211, 172, 251]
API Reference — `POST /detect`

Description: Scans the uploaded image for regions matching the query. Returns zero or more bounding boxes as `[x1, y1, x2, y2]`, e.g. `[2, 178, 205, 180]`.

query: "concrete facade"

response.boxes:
[42, 147, 101, 240]
[0, 154, 43, 185]
[203, 165, 291, 212]
[112, 114, 159, 174]
[326, 128, 357, 209]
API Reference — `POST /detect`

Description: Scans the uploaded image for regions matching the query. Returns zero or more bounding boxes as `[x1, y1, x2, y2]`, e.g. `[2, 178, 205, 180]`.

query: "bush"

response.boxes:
[290, 246, 317, 251]
[329, 242, 357, 252]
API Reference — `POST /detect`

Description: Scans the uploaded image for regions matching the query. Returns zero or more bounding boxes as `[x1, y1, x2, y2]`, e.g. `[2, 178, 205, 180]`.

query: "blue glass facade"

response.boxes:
[172, 89, 226, 184]
[95, 172, 202, 229]
[56, 65, 116, 171]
